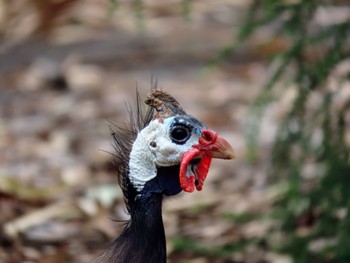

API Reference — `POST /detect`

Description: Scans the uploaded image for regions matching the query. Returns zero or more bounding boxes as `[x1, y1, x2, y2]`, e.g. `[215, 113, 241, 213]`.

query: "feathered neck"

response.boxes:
[99, 191, 166, 263]
[97, 164, 182, 262]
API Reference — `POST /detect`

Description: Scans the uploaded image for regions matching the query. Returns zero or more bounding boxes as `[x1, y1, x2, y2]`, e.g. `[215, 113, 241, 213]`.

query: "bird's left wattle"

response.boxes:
[180, 129, 235, 192]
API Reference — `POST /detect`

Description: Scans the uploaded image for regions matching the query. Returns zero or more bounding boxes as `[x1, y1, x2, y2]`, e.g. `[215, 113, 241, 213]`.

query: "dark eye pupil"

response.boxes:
[172, 128, 187, 140]
[170, 125, 190, 144]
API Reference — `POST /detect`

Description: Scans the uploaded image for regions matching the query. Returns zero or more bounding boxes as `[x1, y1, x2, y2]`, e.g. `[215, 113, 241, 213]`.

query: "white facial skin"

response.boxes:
[129, 117, 201, 191]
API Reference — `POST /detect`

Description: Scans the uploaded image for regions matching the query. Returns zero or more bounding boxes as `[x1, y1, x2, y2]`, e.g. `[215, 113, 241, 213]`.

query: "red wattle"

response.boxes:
[195, 157, 212, 191]
[179, 148, 200, 192]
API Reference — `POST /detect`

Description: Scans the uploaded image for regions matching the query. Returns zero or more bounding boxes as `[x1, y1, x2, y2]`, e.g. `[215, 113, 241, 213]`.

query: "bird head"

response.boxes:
[125, 90, 235, 196]
[105, 89, 234, 263]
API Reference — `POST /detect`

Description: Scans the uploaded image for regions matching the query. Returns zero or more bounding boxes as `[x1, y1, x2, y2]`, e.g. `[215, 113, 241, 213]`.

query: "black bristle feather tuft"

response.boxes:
[109, 90, 154, 213]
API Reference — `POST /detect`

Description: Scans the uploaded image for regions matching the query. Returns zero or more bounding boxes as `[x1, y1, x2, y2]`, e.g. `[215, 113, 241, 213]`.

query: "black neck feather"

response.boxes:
[97, 166, 182, 263]
[99, 193, 166, 263]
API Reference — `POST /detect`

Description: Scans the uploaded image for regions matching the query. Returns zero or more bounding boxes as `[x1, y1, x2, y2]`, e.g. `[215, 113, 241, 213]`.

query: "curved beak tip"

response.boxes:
[226, 151, 236, 160]
[211, 145, 236, 160]
[225, 145, 236, 160]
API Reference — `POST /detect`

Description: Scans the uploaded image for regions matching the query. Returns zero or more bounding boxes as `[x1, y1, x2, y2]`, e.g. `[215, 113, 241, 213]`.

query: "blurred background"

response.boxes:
[0, 1, 349, 262]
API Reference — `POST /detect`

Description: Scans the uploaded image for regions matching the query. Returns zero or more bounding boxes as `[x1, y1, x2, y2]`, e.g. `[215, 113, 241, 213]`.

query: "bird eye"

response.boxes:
[170, 125, 191, 144]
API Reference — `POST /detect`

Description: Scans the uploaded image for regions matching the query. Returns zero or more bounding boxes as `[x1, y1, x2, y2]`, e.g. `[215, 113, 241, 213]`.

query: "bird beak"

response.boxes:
[196, 130, 235, 160]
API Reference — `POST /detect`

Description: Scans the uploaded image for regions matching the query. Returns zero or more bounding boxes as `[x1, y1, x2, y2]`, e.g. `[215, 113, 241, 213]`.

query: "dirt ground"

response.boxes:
[0, 1, 290, 262]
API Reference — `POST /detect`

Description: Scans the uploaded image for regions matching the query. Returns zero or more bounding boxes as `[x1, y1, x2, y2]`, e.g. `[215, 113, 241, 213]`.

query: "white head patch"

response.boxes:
[128, 117, 200, 191]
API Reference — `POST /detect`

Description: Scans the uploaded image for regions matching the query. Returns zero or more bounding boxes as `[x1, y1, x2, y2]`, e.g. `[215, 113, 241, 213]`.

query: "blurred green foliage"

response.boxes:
[235, 1, 350, 262]
[172, 236, 251, 260]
